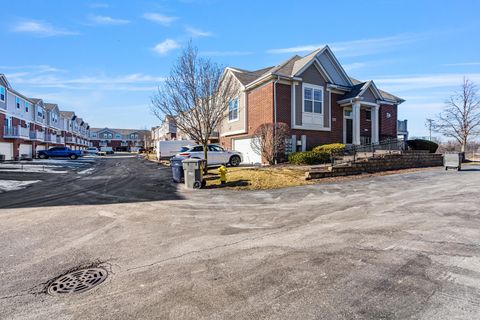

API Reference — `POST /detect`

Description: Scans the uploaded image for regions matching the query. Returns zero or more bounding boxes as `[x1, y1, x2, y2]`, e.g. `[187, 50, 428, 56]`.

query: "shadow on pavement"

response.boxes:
[0, 156, 183, 209]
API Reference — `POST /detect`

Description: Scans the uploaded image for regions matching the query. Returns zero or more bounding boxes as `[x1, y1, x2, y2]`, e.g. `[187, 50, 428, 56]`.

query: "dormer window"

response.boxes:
[0, 86, 5, 102]
[16, 97, 20, 109]
[25, 101, 29, 112]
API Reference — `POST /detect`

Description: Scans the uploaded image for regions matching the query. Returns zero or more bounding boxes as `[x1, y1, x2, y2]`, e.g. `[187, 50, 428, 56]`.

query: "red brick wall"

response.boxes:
[379, 104, 397, 140]
[360, 108, 372, 140]
[220, 82, 274, 150]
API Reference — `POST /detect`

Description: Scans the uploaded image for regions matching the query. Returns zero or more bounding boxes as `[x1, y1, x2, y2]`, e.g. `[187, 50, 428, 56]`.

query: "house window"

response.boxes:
[344, 109, 352, 118]
[0, 86, 5, 102]
[92, 133, 97, 138]
[386, 112, 392, 119]
[108, 133, 113, 138]
[115, 134, 121, 139]
[25, 101, 29, 112]
[303, 86, 323, 114]
[366, 109, 371, 121]
[16, 97, 21, 108]
[228, 97, 239, 121]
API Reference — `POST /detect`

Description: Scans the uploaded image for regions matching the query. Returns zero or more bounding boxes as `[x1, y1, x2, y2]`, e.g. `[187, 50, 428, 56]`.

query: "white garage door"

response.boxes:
[232, 138, 262, 164]
[19, 144, 33, 158]
[0, 142, 14, 161]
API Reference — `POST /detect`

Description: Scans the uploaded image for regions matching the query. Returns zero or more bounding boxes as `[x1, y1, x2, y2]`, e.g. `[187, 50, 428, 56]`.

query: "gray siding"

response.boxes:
[317, 52, 349, 87]
[361, 88, 377, 104]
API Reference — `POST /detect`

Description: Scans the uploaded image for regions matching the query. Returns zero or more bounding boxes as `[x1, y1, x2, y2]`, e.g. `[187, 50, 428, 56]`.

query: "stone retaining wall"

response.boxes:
[306, 152, 443, 180]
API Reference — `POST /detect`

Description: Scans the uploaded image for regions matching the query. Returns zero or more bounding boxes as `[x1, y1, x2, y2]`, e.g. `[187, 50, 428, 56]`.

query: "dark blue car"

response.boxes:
[37, 147, 83, 160]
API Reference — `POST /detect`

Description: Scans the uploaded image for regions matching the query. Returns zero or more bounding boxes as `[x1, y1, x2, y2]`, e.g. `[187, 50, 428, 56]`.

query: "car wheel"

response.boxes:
[39, 154, 47, 159]
[229, 155, 241, 167]
[69, 154, 78, 160]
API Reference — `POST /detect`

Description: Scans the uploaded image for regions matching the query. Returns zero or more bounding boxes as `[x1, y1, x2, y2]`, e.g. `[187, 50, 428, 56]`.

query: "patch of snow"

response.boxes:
[78, 168, 95, 175]
[0, 180, 40, 192]
[0, 164, 68, 173]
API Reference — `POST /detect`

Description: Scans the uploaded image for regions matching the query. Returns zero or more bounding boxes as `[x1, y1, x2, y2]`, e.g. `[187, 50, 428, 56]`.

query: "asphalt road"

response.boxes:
[0, 157, 479, 319]
[0, 154, 181, 208]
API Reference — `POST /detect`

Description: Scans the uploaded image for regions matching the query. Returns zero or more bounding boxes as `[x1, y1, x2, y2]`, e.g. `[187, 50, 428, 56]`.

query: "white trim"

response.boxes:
[328, 89, 332, 129]
[291, 82, 296, 128]
[343, 107, 352, 145]
[360, 101, 379, 107]
[301, 83, 325, 129]
[220, 128, 247, 137]
[291, 124, 331, 132]
[0, 86, 5, 102]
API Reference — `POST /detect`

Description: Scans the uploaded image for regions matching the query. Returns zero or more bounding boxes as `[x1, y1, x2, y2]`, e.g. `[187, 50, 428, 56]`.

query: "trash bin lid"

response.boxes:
[182, 158, 202, 163]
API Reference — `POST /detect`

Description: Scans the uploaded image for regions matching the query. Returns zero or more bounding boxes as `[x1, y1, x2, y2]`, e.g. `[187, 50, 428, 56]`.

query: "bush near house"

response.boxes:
[406, 139, 439, 153]
[289, 143, 346, 165]
[312, 143, 346, 154]
[288, 151, 329, 165]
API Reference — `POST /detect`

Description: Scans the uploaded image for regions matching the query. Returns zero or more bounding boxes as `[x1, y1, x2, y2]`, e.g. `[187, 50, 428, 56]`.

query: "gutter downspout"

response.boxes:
[273, 75, 280, 165]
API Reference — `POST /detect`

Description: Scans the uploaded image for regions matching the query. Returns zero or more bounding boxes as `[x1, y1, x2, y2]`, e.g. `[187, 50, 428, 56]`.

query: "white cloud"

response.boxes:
[88, 15, 130, 25]
[153, 39, 180, 55]
[4, 67, 164, 92]
[374, 73, 480, 92]
[143, 13, 178, 26]
[89, 3, 109, 8]
[266, 34, 421, 57]
[442, 62, 480, 67]
[199, 50, 253, 57]
[342, 62, 367, 72]
[11, 20, 77, 37]
[185, 26, 212, 37]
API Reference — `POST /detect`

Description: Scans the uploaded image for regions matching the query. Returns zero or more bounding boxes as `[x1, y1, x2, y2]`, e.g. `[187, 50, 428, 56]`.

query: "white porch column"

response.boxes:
[352, 102, 361, 145]
[371, 105, 380, 144]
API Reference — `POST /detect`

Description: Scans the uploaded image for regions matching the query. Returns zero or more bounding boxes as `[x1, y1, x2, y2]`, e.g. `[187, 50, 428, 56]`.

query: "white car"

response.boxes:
[176, 144, 243, 166]
[83, 147, 99, 155]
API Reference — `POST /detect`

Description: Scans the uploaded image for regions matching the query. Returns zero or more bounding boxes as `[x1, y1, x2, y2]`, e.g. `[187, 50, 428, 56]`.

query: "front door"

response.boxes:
[345, 119, 353, 144]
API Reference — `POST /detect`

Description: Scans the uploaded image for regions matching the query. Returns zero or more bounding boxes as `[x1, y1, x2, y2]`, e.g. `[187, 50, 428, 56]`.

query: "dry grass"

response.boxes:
[204, 167, 312, 190]
[204, 166, 440, 190]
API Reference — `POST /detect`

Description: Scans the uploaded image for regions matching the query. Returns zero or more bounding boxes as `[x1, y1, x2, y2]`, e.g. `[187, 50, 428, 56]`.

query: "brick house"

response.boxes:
[89, 127, 149, 152]
[0, 73, 91, 161]
[219, 46, 406, 164]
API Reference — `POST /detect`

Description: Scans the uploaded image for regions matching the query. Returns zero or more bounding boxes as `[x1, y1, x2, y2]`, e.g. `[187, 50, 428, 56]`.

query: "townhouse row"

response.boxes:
[0, 74, 92, 161]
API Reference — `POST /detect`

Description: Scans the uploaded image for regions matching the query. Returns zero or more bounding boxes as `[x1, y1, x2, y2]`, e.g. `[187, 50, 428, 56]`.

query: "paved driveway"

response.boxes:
[0, 157, 479, 319]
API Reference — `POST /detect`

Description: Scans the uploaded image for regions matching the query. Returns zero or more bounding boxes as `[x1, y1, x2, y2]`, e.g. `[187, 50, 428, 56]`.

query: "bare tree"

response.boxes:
[151, 43, 237, 172]
[432, 78, 480, 152]
[250, 123, 291, 165]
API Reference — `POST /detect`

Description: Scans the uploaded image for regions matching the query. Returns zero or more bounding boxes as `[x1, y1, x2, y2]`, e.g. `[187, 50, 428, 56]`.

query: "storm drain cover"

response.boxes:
[47, 267, 108, 295]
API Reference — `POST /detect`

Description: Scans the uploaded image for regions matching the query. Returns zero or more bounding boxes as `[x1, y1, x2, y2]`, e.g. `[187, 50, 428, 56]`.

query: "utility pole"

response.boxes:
[425, 119, 434, 141]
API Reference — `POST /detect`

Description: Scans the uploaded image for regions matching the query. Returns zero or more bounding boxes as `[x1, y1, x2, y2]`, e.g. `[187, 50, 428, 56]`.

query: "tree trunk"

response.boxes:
[203, 142, 208, 175]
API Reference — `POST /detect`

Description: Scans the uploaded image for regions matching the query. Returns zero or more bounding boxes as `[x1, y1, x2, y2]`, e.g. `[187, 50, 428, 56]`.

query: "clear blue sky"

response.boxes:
[1, 0, 479, 138]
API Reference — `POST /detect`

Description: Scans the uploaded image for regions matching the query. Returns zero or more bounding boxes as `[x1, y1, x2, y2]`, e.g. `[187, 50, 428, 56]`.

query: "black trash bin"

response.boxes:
[170, 157, 184, 183]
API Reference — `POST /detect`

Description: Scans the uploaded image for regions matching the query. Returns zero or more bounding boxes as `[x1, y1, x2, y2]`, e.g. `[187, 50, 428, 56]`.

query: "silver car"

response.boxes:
[176, 144, 243, 166]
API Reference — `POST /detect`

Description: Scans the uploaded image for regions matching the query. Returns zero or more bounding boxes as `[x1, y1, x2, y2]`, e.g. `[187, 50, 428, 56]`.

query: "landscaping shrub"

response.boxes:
[312, 143, 345, 154]
[406, 139, 439, 153]
[288, 151, 330, 165]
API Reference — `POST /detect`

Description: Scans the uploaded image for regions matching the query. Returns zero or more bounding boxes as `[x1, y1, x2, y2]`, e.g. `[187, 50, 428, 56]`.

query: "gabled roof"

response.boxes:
[226, 46, 404, 104]
[60, 111, 75, 119]
[90, 127, 150, 135]
[44, 103, 60, 112]
[0, 74, 12, 89]
[29, 98, 43, 104]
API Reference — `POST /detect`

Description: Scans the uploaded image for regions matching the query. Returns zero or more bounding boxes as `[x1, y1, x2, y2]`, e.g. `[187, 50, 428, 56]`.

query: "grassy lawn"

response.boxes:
[204, 166, 312, 190]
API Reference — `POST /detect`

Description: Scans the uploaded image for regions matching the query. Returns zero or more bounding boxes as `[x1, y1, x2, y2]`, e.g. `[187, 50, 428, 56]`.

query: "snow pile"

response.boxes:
[0, 180, 40, 193]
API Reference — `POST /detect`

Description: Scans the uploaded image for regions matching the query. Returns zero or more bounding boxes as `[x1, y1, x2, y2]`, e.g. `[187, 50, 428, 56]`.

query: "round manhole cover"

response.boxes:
[47, 267, 108, 295]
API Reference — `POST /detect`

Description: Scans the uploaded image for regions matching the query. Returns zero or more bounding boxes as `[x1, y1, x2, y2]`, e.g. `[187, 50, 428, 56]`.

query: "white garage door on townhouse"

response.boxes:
[0, 142, 14, 161]
[232, 138, 261, 164]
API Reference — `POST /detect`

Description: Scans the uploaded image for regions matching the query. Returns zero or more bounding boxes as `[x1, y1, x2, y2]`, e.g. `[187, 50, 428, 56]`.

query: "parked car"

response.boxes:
[100, 147, 114, 155]
[138, 147, 146, 153]
[176, 144, 243, 166]
[84, 147, 99, 155]
[156, 140, 195, 160]
[37, 147, 83, 160]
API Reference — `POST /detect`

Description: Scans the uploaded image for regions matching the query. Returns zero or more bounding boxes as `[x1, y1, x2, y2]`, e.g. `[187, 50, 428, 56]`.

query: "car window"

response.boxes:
[209, 145, 223, 152]
[50, 147, 60, 151]
[179, 147, 190, 152]
[191, 146, 203, 152]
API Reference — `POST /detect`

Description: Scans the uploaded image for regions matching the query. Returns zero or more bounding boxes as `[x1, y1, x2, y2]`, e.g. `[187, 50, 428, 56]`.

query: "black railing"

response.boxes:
[331, 138, 406, 166]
